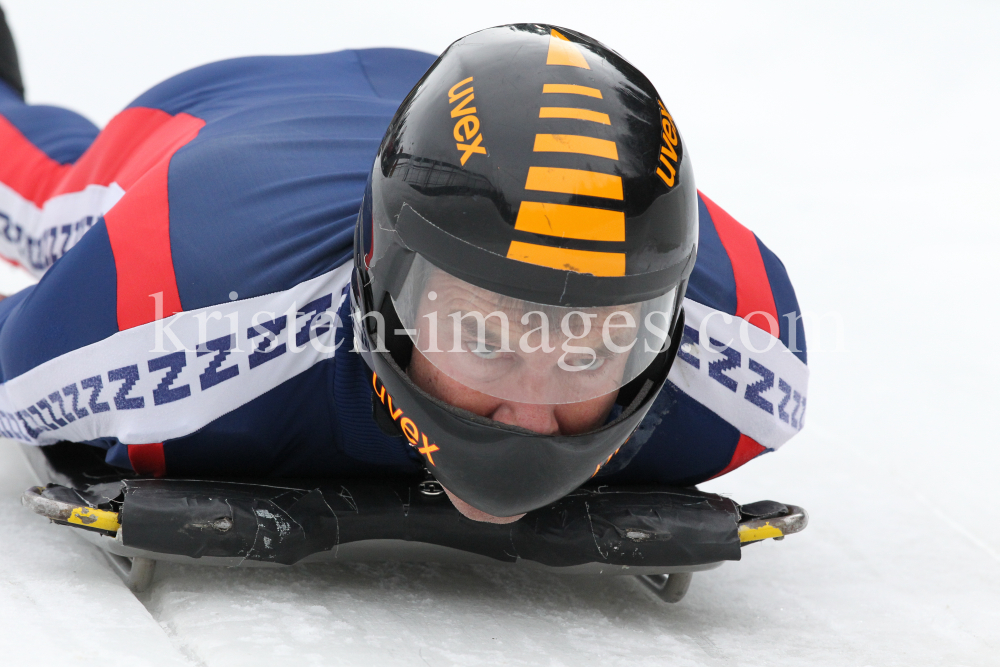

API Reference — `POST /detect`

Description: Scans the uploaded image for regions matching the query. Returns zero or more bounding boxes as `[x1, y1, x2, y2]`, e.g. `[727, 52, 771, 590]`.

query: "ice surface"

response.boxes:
[0, 447, 194, 666]
[0, 1, 997, 665]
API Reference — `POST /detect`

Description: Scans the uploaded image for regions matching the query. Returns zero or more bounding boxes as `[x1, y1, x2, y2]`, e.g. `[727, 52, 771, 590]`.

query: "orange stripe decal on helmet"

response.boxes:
[506, 241, 625, 276]
[533, 134, 619, 160]
[547, 29, 590, 69]
[542, 83, 602, 98]
[538, 107, 610, 124]
[524, 166, 623, 199]
[514, 202, 625, 242]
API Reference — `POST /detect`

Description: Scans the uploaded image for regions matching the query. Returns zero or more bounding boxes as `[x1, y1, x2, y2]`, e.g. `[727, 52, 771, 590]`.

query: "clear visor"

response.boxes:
[390, 255, 677, 405]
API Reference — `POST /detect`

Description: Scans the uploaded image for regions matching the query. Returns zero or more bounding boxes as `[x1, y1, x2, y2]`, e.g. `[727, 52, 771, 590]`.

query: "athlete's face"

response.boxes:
[408, 350, 618, 436]
[406, 272, 623, 523]
[405, 269, 640, 406]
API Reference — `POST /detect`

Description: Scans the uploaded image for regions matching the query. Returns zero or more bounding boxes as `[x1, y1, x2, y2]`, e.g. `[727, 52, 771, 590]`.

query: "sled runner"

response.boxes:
[19, 442, 807, 602]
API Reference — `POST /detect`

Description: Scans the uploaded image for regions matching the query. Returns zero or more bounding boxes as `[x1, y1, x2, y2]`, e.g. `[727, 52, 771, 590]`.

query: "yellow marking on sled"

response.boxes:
[67, 506, 120, 533]
[738, 522, 784, 543]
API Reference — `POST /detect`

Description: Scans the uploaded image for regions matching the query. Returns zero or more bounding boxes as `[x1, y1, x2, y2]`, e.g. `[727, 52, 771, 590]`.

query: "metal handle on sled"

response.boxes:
[22, 486, 156, 592]
[639, 503, 809, 603]
[738, 504, 808, 544]
[21, 485, 121, 534]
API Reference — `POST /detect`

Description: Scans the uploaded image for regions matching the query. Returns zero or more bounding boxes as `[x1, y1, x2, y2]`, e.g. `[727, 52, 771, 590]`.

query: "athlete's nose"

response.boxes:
[489, 401, 560, 435]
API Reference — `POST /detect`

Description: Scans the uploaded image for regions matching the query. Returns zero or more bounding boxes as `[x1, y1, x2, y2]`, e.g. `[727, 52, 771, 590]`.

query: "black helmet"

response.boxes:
[351, 24, 698, 517]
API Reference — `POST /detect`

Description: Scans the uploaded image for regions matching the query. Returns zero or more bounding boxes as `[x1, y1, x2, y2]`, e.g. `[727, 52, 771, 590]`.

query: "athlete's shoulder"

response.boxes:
[127, 49, 438, 119]
[0, 81, 98, 166]
[89, 49, 438, 310]
[689, 191, 806, 364]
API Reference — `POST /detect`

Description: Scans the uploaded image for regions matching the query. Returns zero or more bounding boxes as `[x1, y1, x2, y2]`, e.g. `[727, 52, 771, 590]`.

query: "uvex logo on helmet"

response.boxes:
[656, 100, 681, 188]
[447, 77, 487, 165]
[372, 372, 441, 465]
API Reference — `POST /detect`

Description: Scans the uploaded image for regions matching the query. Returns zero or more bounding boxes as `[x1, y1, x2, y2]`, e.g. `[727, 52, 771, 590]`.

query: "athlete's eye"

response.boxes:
[564, 355, 605, 371]
[466, 341, 501, 359]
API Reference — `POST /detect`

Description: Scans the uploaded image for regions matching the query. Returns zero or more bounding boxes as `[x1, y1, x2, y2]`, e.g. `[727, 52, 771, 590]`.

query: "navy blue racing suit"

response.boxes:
[0, 49, 807, 484]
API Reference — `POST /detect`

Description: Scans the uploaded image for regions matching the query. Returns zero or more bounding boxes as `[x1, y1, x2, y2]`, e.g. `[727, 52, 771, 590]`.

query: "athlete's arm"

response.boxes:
[0, 72, 208, 462]
[0, 80, 101, 276]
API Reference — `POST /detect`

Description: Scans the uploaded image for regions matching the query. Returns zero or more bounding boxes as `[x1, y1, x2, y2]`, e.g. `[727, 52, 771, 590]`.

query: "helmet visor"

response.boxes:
[391, 255, 677, 405]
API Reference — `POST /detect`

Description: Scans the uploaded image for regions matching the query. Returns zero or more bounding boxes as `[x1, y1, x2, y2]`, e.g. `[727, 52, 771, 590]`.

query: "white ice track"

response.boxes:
[1, 1, 999, 665]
